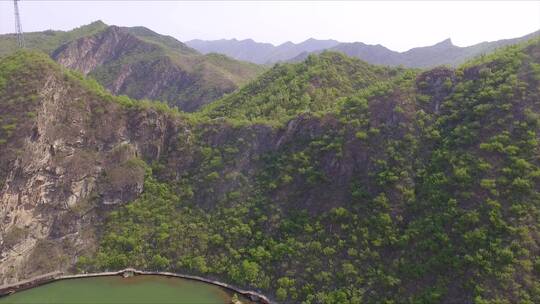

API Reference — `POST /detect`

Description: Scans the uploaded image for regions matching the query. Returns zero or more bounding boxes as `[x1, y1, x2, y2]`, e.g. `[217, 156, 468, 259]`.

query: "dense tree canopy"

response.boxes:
[51, 39, 540, 303]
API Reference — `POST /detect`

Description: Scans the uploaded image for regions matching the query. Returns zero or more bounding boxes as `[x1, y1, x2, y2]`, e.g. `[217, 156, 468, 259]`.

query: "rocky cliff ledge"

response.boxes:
[0, 52, 176, 283]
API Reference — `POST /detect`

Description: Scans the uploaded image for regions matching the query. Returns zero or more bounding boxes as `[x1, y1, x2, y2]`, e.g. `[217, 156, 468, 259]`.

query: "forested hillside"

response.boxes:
[90, 39, 540, 303]
[0, 37, 539, 304]
[203, 52, 408, 121]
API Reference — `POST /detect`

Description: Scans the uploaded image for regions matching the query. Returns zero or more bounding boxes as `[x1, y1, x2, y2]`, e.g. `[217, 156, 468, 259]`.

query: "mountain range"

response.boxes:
[0, 20, 539, 304]
[186, 38, 340, 65]
[187, 30, 540, 67]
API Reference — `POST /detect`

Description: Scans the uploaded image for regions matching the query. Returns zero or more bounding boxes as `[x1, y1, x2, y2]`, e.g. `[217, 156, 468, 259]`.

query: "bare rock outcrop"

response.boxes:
[0, 70, 169, 284]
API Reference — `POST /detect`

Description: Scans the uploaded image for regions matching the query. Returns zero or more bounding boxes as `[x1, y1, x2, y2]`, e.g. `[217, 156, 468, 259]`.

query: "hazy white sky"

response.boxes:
[0, 1, 539, 52]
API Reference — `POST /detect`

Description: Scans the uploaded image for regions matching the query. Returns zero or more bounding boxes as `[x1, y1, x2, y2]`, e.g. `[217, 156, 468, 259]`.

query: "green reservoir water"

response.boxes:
[0, 275, 251, 304]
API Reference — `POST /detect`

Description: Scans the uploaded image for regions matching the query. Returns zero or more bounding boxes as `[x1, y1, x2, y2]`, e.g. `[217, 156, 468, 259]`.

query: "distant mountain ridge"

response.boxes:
[187, 30, 540, 67]
[186, 38, 339, 64]
[328, 30, 540, 68]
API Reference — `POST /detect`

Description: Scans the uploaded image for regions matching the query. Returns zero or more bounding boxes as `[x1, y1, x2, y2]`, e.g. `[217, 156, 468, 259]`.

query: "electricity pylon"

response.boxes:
[14, 0, 25, 48]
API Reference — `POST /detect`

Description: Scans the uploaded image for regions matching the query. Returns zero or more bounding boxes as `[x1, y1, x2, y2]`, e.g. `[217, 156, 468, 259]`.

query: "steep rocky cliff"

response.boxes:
[51, 25, 264, 112]
[0, 51, 175, 282]
[51, 25, 163, 75]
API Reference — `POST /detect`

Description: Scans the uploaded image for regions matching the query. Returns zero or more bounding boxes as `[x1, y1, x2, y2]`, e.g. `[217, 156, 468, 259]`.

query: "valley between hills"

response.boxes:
[0, 21, 539, 303]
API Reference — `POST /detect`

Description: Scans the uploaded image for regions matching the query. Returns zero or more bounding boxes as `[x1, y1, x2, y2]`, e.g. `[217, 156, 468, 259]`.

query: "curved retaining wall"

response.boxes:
[0, 268, 272, 304]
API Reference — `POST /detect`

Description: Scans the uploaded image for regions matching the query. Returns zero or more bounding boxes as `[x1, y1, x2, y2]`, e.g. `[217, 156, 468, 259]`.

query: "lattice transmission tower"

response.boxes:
[14, 0, 25, 48]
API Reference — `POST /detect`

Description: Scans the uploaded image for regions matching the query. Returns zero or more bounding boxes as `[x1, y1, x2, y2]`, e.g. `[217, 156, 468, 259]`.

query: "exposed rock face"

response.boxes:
[52, 26, 159, 75]
[0, 49, 268, 284]
[0, 67, 170, 284]
[50, 25, 262, 112]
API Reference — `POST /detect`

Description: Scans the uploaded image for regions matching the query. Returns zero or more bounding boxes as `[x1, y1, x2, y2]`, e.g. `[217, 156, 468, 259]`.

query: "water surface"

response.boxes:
[0, 275, 249, 304]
